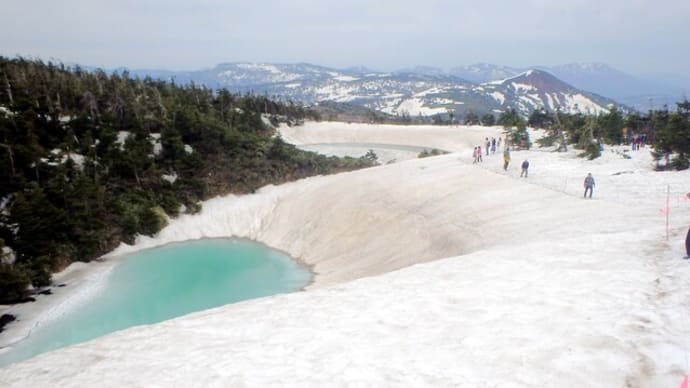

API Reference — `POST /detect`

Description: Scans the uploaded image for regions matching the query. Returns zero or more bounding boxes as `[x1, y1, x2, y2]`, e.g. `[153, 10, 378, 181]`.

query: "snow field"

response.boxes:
[1, 122, 689, 387]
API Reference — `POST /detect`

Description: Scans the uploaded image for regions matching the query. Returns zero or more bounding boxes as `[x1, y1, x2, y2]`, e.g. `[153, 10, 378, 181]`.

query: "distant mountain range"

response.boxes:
[124, 62, 689, 117]
[451, 63, 689, 111]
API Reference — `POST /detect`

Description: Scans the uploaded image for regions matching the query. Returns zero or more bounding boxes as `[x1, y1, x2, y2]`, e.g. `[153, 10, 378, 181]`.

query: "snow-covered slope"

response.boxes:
[1, 122, 689, 387]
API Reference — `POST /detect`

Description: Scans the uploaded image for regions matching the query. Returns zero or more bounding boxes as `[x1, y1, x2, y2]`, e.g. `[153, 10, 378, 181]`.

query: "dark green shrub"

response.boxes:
[0, 264, 31, 303]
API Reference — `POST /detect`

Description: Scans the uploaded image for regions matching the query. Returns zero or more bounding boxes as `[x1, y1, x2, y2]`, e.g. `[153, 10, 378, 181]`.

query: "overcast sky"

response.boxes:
[1, 0, 689, 77]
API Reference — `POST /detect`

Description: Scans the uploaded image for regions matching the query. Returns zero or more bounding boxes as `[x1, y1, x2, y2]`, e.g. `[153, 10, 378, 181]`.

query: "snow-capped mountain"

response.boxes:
[449, 62, 689, 111]
[481, 69, 612, 114]
[131, 63, 618, 117]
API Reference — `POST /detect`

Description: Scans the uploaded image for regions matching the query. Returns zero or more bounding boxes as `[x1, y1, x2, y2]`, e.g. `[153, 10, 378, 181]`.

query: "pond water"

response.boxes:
[0, 238, 311, 367]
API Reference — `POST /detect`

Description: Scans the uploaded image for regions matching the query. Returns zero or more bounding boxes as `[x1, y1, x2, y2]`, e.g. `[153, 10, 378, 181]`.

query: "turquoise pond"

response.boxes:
[0, 238, 311, 367]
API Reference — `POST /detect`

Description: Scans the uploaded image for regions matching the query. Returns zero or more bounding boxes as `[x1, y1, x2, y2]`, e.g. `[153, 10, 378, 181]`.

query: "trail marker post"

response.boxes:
[667, 184, 670, 241]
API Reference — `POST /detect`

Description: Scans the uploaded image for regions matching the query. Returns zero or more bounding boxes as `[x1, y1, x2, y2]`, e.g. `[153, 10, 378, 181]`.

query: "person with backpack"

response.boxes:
[583, 173, 595, 198]
[520, 159, 529, 177]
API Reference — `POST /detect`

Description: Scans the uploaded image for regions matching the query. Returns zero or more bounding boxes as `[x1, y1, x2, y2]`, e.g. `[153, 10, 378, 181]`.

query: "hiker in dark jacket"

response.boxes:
[584, 173, 595, 198]
[685, 226, 690, 258]
[520, 159, 529, 177]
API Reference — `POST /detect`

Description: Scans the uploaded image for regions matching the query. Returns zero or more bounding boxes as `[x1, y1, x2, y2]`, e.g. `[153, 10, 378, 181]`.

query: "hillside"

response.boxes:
[0, 58, 375, 301]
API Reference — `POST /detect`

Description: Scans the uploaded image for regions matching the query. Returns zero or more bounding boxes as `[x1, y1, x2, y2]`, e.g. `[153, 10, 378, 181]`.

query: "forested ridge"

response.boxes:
[0, 57, 374, 303]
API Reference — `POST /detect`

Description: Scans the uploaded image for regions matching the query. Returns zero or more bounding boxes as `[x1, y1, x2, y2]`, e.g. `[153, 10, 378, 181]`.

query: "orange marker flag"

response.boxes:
[681, 374, 688, 388]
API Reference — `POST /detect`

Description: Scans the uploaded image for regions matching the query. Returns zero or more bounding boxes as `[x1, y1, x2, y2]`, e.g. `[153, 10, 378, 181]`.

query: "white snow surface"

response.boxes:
[1, 122, 690, 387]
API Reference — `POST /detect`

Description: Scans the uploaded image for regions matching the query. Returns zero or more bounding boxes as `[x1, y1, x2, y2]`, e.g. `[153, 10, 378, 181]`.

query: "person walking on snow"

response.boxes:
[520, 159, 529, 177]
[503, 147, 511, 171]
[685, 226, 690, 259]
[584, 173, 595, 198]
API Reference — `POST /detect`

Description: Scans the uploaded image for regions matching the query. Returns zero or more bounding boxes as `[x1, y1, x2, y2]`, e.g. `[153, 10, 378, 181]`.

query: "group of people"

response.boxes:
[472, 146, 483, 163]
[471, 135, 598, 198]
[472, 137, 502, 163]
[473, 138, 531, 177]
[630, 134, 646, 151]
[478, 139, 686, 257]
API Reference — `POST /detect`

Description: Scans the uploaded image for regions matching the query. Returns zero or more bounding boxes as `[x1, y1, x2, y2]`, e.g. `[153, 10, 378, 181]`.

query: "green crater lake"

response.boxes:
[0, 238, 311, 367]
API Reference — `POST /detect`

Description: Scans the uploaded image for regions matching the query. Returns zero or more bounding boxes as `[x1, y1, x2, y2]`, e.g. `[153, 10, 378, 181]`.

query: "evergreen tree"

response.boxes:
[651, 101, 690, 170]
[577, 115, 601, 160]
[527, 109, 554, 129]
[499, 109, 530, 150]
[597, 106, 625, 144]
[464, 111, 480, 125]
[481, 113, 495, 126]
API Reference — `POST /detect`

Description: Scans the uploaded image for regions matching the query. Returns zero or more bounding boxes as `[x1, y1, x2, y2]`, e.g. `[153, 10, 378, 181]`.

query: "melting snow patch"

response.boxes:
[40, 149, 85, 169]
[2, 246, 15, 264]
[0, 195, 11, 212]
[161, 172, 178, 184]
[0, 106, 13, 116]
[150, 133, 162, 156]
[115, 131, 131, 150]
